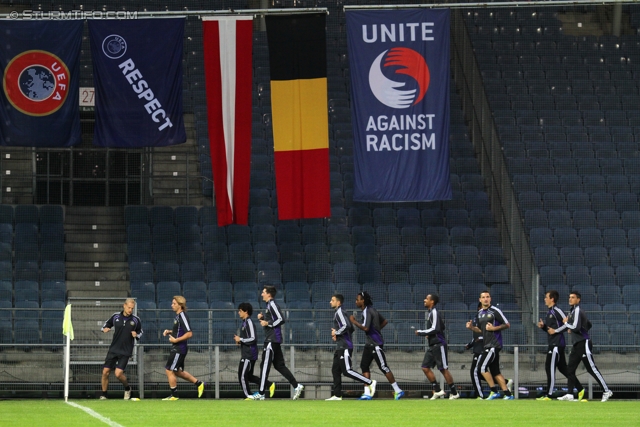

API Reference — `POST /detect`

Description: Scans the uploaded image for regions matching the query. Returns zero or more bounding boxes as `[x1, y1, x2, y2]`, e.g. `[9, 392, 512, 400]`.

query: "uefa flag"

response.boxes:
[0, 20, 82, 147]
[266, 13, 331, 220]
[62, 304, 74, 341]
[202, 16, 253, 226]
[89, 19, 186, 147]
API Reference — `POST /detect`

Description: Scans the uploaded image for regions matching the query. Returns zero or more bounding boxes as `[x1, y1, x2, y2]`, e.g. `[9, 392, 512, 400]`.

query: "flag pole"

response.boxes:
[62, 303, 74, 402]
[64, 333, 70, 402]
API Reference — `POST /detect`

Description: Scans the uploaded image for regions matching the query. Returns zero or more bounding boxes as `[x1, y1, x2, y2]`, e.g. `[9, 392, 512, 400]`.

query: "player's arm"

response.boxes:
[416, 311, 437, 336]
[334, 310, 349, 336]
[350, 309, 369, 332]
[101, 313, 116, 332]
[349, 314, 366, 331]
[267, 303, 285, 327]
[170, 331, 193, 343]
[133, 318, 142, 340]
[466, 316, 481, 333]
[240, 319, 256, 344]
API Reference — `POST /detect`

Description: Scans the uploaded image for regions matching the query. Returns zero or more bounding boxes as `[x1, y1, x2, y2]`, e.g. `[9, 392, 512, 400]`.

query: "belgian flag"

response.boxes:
[266, 13, 331, 221]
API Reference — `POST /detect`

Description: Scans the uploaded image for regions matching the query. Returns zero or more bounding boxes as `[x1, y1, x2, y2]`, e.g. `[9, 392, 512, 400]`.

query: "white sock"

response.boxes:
[391, 382, 402, 393]
[363, 385, 371, 396]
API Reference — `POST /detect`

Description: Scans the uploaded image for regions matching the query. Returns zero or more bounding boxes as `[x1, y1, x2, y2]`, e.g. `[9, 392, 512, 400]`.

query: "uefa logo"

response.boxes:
[102, 34, 127, 59]
[3, 50, 71, 116]
[369, 47, 430, 109]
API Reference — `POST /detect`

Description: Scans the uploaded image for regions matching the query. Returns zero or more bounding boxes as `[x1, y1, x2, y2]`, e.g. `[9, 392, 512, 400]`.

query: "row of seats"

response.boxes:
[531, 227, 640, 248]
[129, 259, 508, 285]
[0, 205, 63, 226]
[541, 264, 640, 284]
[515, 175, 640, 194]
[128, 221, 496, 241]
[0, 280, 66, 303]
[509, 149, 640, 167]
[132, 280, 514, 306]
[128, 224, 500, 249]
[0, 261, 65, 283]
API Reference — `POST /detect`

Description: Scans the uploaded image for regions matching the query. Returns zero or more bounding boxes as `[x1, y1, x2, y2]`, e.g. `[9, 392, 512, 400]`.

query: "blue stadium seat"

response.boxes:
[125, 206, 149, 226]
[602, 302, 627, 325]
[208, 282, 233, 303]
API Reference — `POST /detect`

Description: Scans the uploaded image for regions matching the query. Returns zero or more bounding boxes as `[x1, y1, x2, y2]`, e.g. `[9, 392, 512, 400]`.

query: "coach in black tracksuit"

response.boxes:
[549, 291, 612, 402]
[101, 298, 142, 399]
[537, 290, 569, 399]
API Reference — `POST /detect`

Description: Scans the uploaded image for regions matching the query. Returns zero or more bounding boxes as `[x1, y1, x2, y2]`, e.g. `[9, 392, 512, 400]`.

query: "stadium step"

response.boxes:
[66, 280, 130, 298]
[0, 147, 33, 204]
[150, 129, 205, 205]
[64, 206, 129, 298]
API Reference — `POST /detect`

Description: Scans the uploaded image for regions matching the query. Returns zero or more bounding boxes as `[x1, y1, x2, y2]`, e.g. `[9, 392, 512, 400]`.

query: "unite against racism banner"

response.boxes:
[0, 21, 82, 147]
[346, 9, 452, 202]
[266, 13, 331, 220]
[202, 16, 253, 226]
[89, 19, 186, 147]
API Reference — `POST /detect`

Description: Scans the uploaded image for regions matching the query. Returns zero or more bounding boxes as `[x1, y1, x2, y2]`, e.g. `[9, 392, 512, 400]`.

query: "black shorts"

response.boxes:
[422, 344, 449, 370]
[360, 344, 391, 374]
[477, 347, 501, 377]
[104, 352, 131, 371]
[165, 350, 187, 372]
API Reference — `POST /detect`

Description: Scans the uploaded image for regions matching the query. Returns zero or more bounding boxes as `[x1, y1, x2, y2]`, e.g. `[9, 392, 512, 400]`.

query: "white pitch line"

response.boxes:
[66, 401, 126, 427]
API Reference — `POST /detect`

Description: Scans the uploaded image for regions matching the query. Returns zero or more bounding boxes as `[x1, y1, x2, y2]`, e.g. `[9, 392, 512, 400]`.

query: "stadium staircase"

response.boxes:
[65, 206, 129, 298]
[0, 147, 34, 204]
[150, 113, 209, 205]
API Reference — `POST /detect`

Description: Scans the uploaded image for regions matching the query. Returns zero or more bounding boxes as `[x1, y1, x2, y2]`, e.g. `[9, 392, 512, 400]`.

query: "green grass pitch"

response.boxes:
[2, 398, 638, 427]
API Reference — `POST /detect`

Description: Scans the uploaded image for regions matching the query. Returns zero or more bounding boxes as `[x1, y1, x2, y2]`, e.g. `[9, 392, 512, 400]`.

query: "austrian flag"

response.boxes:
[202, 16, 253, 226]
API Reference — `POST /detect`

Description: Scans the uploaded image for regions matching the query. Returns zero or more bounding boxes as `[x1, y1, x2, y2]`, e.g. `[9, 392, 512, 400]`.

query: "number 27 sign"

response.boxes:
[79, 87, 95, 107]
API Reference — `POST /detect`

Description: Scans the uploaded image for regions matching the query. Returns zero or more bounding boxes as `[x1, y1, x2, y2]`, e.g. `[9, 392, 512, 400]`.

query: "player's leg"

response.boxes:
[114, 368, 128, 386]
[422, 348, 443, 398]
[271, 342, 299, 388]
[470, 353, 484, 398]
[557, 346, 570, 379]
[174, 365, 204, 397]
[258, 343, 274, 395]
[582, 340, 611, 396]
[341, 348, 372, 385]
[436, 345, 458, 398]
[101, 367, 111, 398]
[101, 353, 116, 399]
[373, 346, 403, 396]
[340, 348, 374, 398]
[359, 345, 374, 396]
[478, 349, 496, 388]
[329, 350, 343, 399]
[115, 355, 131, 400]
[544, 347, 554, 397]
[246, 359, 265, 387]
[559, 343, 582, 400]
[163, 351, 182, 399]
[239, 359, 253, 398]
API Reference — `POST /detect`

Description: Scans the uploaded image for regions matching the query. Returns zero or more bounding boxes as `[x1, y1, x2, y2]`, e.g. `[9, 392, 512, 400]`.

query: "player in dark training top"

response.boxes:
[416, 294, 459, 400]
[326, 294, 376, 401]
[234, 302, 273, 399]
[250, 286, 304, 400]
[162, 296, 204, 400]
[536, 290, 569, 400]
[101, 298, 142, 400]
[466, 290, 513, 400]
[548, 291, 613, 402]
[350, 291, 404, 400]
